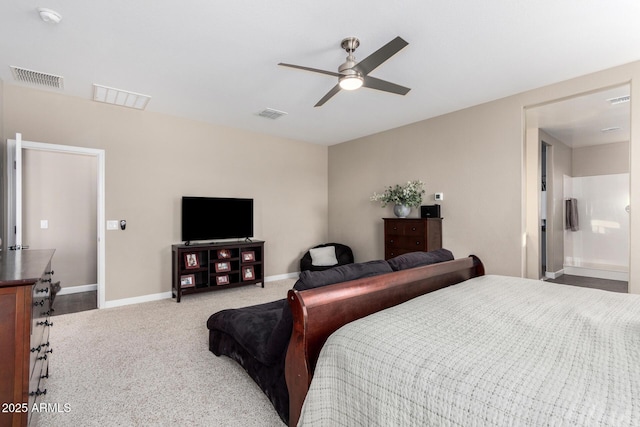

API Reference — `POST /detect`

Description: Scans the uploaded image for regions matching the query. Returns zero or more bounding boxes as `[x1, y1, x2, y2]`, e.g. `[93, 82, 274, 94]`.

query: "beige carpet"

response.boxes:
[36, 280, 295, 427]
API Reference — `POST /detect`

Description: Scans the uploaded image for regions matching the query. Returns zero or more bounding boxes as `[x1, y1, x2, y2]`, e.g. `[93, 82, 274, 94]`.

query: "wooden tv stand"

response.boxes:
[171, 240, 264, 302]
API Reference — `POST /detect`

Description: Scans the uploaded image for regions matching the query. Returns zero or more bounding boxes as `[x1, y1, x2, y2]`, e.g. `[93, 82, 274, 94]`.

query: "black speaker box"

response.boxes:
[420, 204, 441, 218]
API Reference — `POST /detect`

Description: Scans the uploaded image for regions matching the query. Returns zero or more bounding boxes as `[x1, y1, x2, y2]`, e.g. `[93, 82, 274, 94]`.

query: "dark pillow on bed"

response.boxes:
[262, 260, 394, 365]
[293, 259, 393, 291]
[387, 248, 454, 271]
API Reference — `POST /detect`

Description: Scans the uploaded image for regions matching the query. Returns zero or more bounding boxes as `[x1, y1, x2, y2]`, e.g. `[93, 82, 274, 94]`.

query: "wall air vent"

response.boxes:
[93, 84, 151, 110]
[258, 108, 287, 120]
[607, 95, 630, 105]
[10, 66, 64, 89]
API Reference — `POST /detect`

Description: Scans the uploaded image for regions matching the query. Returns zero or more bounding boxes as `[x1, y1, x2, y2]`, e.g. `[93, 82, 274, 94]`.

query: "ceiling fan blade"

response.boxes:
[278, 63, 341, 77]
[353, 36, 408, 76]
[315, 84, 341, 107]
[363, 76, 410, 96]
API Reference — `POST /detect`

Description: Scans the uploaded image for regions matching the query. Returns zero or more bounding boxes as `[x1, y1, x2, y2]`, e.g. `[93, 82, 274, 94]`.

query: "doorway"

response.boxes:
[540, 142, 549, 276]
[7, 136, 106, 308]
[524, 84, 631, 286]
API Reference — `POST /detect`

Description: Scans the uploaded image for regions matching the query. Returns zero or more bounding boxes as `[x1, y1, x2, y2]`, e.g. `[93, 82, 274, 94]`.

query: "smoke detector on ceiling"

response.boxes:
[37, 8, 62, 24]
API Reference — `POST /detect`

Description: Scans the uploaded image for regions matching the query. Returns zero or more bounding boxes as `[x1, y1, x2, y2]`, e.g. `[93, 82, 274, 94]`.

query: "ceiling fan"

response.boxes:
[278, 36, 411, 107]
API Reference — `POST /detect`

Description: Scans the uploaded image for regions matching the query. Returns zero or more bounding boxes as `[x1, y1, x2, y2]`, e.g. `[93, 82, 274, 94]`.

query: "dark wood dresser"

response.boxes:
[0, 249, 55, 427]
[383, 218, 442, 259]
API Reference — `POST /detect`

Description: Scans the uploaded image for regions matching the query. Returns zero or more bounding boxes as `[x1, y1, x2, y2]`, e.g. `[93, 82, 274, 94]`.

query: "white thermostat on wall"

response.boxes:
[435, 192, 444, 201]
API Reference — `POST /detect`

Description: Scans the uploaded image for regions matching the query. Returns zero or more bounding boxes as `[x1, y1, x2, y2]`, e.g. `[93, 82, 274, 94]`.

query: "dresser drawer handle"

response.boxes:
[389, 239, 394, 244]
[33, 300, 45, 307]
[415, 241, 421, 245]
[412, 227, 416, 231]
[29, 389, 47, 397]
[35, 287, 49, 294]
[37, 320, 53, 327]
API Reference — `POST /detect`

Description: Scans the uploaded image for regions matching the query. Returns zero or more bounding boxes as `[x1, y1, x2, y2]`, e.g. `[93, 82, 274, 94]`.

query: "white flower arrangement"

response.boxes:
[371, 180, 425, 208]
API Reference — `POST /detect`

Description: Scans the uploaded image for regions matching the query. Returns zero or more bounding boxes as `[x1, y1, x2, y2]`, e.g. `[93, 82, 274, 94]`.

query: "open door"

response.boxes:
[6, 133, 26, 250]
[12, 137, 107, 309]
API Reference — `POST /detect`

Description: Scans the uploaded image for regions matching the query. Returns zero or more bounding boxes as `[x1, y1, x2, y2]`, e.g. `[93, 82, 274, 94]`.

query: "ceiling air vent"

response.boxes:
[10, 66, 64, 89]
[601, 126, 621, 133]
[607, 95, 630, 105]
[258, 108, 287, 120]
[93, 84, 151, 110]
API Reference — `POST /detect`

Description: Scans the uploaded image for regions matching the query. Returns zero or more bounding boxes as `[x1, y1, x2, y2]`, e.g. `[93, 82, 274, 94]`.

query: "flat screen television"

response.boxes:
[181, 197, 253, 243]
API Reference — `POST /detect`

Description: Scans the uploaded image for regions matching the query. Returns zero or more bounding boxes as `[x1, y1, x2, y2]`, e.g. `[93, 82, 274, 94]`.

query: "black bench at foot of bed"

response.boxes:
[206, 249, 455, 424]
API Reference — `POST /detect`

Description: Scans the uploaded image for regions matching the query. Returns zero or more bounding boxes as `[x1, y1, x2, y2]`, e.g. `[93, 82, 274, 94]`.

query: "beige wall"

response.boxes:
[0, 82, 4, 244]
[2, 84, 328, 302]
[330, 60, 640, 294]
[572, 141, 630, 177]
[23, 149, 98, 288]
[329, 96, 524, 273]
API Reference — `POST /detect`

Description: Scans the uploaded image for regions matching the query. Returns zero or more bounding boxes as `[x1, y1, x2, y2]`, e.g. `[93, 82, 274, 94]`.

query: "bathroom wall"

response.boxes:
[563, 173, 630, 280]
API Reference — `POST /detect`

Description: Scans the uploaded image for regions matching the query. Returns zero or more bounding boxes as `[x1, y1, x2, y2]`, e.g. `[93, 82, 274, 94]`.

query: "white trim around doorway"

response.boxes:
[21, 140, 106, 309]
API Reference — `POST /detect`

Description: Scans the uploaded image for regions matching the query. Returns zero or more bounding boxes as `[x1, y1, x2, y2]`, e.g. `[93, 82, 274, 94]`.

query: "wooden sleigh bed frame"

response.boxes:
[284, 255, 485, 426]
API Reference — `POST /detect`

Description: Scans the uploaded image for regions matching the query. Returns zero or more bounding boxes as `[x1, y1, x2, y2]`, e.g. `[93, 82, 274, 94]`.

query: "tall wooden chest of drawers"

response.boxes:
[0, 249, 55, 427]
[383, 218, 442, 259]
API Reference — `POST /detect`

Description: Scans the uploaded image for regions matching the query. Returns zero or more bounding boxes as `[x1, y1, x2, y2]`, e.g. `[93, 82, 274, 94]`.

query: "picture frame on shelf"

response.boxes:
[241, 251, 255, 262]
[216, 275, 230, 285]
[243, 266, 255, 281]
[180, 274, 196, 288]
[215, 261, 231, 273]
[217, 249, 231, 259]
[184, 253, 200, 269]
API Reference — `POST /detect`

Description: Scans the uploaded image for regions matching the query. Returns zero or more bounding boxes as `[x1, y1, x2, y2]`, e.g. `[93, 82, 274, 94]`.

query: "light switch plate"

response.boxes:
[40, 220, 48, 229]
[435, 192, 444, 201]
[107, 220, 119, 230]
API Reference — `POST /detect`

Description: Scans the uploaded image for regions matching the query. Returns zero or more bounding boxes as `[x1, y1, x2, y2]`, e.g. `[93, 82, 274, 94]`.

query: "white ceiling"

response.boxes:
[1, 1, 640, 146]
[528, 85, 631, 148]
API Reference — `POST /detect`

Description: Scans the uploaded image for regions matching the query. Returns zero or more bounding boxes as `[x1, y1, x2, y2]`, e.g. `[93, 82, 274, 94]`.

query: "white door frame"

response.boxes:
[523, 84, 632, 282]
[6, 134, 23, 249]
[20, 139, 106, 308]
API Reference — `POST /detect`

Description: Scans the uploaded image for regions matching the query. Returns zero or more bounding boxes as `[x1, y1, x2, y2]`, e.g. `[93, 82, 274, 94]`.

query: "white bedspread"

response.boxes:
[298, 275, 640, 426]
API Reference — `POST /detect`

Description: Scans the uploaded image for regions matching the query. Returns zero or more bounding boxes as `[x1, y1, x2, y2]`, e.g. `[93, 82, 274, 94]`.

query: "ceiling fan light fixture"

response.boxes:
[339, 74, 363, 91]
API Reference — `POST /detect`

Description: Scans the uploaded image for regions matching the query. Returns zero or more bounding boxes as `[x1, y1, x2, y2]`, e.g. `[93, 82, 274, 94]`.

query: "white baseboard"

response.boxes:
[563, 265, 628, 282]
[545, 269, 564, 280]
[57, 284, 98, 296]
[265, 272, 299, 282]
[103, 291, 173, 309]
[101, 272, 300, 309]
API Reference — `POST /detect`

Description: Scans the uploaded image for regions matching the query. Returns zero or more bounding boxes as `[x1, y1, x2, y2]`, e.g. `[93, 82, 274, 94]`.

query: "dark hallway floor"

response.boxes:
[545, 274, 628, 293]
[51, 290, 97, 316]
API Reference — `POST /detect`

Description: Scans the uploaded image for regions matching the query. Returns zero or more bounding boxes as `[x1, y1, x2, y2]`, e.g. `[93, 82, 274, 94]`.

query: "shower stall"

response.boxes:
[563, 173, 629, 281]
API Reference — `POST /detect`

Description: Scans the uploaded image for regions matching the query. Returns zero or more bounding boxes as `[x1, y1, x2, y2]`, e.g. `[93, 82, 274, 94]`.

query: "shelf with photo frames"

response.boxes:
[171, 240, 265, 302]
